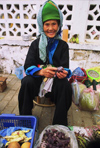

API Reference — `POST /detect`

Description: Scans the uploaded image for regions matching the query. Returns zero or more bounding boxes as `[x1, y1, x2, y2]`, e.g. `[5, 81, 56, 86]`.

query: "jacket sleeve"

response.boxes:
[24, 39, 42, 77]
[24, 40, 38, 70]
[60, 41, 69, 68]
[25, 66, 42, 77]
[59, 41, 72, 78]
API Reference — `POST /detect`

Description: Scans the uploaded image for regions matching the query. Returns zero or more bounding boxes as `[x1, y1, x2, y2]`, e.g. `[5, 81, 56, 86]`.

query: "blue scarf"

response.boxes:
[47, 38, 59, 64]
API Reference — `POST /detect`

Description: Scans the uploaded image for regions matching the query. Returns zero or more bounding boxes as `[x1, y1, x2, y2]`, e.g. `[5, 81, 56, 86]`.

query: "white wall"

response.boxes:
[0, 0, 100, 74]
[0, 40, 100, 74]
[0, 0, 100, 44]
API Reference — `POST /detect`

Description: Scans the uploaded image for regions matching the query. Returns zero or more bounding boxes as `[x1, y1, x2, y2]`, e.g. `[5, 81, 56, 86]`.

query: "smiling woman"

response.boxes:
[18, 0, 72, 126]
[43, 20, 59, 38]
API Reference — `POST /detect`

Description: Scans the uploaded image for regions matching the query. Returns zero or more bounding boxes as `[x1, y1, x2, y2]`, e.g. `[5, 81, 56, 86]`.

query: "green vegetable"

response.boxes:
[79, 88, 99, 111]
[75, 132, 90, 148]
[79, 83, 86, 94]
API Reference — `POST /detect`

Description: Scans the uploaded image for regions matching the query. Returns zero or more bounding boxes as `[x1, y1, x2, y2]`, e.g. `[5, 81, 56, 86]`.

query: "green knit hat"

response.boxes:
[42, 1, 60, 23]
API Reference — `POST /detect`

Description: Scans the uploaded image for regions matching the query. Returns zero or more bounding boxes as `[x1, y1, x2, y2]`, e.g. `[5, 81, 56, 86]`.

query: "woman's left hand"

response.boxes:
[56, 70, 68, 79]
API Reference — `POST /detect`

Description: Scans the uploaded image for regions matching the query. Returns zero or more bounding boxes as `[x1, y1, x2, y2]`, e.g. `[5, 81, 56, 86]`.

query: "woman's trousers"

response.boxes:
[18, 75, 72, 126]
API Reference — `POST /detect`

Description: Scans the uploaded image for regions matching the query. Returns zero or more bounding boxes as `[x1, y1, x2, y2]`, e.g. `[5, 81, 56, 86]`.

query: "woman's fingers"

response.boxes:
[46, 67, 57, 75]
[41, 67, 57, 78]
[47, 67, 57, 73]
[38, 67, 68, 79]
[56, 70, 68, 79]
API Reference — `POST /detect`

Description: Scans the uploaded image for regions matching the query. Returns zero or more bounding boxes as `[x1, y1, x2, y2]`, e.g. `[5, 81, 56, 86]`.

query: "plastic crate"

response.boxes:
[0, 114, 37, 148]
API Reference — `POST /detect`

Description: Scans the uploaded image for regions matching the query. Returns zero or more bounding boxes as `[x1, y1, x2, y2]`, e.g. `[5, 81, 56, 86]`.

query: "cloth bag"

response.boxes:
[38, 78, 54, 97]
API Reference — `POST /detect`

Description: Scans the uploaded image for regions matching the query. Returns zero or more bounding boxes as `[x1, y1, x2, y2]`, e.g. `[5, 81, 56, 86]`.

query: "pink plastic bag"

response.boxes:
[79, 88, 99, 111]
[90, 84, 100, 104]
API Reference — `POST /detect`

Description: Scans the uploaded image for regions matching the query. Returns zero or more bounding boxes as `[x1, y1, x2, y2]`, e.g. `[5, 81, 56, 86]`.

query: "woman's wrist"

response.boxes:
[35, 69, 44, 76]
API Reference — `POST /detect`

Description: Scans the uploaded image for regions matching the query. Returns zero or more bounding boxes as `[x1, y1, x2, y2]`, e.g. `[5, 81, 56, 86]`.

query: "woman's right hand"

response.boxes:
[36, 67, 57, 78]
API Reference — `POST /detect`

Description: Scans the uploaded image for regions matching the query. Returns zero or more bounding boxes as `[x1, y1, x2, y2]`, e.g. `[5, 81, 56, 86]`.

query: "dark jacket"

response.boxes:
[24, 38, 69, 71]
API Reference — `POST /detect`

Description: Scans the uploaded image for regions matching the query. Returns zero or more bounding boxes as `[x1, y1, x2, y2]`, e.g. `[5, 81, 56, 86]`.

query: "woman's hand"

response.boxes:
[36, 67, 57, 78]
[56, 70, 68, 79]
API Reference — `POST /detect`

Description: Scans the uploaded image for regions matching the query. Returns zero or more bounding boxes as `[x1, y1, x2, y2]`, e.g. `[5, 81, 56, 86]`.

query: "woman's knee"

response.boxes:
[54, 77, 70, 88]
[52, 78, 72, 97]
[21, 75, 42, 90]
[21, 75, 35, 87]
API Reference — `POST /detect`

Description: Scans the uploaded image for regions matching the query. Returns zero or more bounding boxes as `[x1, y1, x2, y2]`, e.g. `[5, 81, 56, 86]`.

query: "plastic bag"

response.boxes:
[90, 84, 100, 104]
[72, 67, 85, 76]
[79, 88, 99, 111]
[71, 81, 86, 105]
[69, 68, 88, 84]
[34, 125, 78, 148]
[15, 66, 25, 80]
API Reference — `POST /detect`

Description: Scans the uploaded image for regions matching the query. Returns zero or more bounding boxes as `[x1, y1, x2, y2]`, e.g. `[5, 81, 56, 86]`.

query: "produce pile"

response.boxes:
[71, 81, 100, 111]
[36, 126, 100, 148]
[74, 131, 90, 148]
[92, 128, 100, 140]
[3, 129, 31, 146]
[7, 141, 31, 148]
[37, 129, 71, 148]
[74, 127, 100, 148]
[34, 125, 78, 148]
[0, 129, 32, 148]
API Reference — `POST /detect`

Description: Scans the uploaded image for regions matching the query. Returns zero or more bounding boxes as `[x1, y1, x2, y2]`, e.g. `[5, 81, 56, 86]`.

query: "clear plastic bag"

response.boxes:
[79, 88, 99, 111]
[34, 125, 78, 148]
[71, 81, 86, 105]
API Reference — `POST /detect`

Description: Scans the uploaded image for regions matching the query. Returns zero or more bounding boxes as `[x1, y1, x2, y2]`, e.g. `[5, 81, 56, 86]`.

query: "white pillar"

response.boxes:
[70, 1, 90, 43]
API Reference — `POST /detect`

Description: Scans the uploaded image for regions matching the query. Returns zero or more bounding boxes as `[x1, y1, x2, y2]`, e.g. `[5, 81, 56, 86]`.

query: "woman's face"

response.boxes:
[43, 20, 59, 38]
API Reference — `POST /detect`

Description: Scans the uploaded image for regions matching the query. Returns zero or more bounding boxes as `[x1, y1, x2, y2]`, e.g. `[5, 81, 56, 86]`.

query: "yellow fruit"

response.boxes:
[8, 142, 21, 148]
[21, 142, 31, 148]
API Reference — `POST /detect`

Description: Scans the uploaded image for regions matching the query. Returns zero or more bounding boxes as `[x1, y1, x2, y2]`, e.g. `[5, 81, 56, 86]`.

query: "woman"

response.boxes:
[18, 0, 72, 126]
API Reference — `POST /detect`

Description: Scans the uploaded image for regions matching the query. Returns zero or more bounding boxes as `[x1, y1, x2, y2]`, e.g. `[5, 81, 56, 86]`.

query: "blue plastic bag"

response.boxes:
[15, 66, 24, 80]
[72, 67, 84, 76]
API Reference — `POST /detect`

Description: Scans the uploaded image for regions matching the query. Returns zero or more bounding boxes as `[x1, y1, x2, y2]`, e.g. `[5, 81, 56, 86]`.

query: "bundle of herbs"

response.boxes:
[34, 125, 78, 148]
[37, 129, 71, 148]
